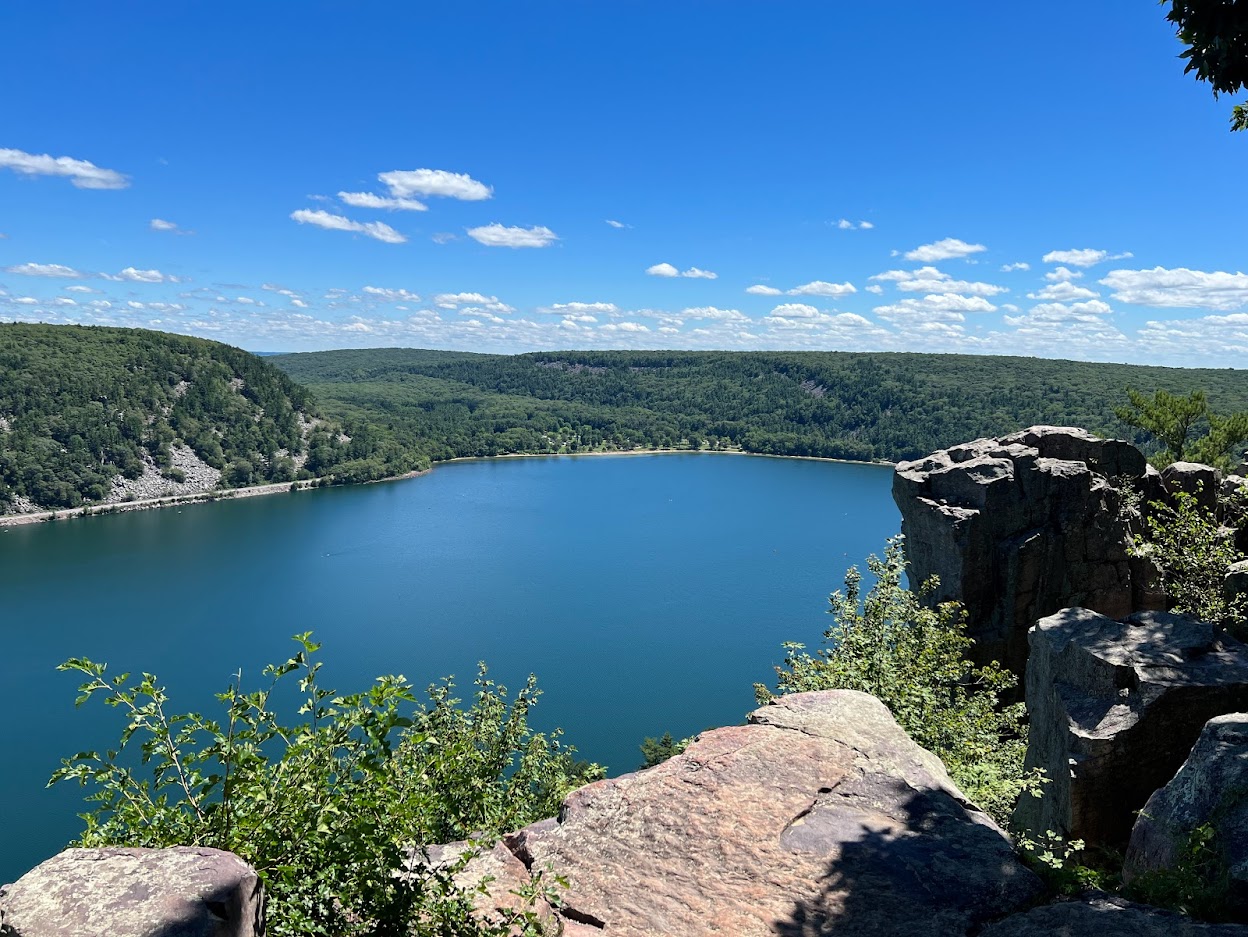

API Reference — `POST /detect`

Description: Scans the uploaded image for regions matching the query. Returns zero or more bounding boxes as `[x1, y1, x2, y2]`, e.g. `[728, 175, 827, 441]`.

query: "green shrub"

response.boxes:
[755, 536, 1041, 826]
[52, 634, 600, 936]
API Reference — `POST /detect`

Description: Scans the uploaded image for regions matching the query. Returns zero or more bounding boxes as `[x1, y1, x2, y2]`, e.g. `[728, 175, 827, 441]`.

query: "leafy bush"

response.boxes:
[1129, 488, 1248, 635]
[755, 537, 1041, 825]
[52, 634, 601, 936]
[637, 731, 691, 769]
[1125, 823, 1232, 922]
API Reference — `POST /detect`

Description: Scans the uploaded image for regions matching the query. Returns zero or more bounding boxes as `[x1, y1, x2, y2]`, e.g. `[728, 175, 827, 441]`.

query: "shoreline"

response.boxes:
[0, 449, 892, 528]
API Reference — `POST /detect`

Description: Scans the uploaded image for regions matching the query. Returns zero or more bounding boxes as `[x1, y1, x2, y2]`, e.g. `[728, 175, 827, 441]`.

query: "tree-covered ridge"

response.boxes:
[273, 348, 1248, 465]
[0, 324, 412, 512]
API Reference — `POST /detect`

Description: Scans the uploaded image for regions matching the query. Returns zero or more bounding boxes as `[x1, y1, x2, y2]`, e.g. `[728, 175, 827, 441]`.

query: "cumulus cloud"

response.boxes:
[466, 224, 557, 248]
[859, 221, 875, 230]
[1004, 299, 1114, 326]
[106, 266, 185, 283]
[64, 284, 97, 293]
[745, 284, 783, 296]
[865, 284, 884, 294]
[835, 219, 874, 230]
[1042, 248, 1133, 267]
[600, 321, 650, 333]
[290, 209, 406, 244]
[4, 262, 84, 278]
[1045, 266, 1082, 282]
[903, 238, 986, 262]
[646, 262, 717, 279]
[788, 280, 857, 298]
[768, 303, 822, 319]
[677, 306, 748, 322]
[1027, 281, 1100, 302]
[1001, 262, 1030, 272]
[605, 219, 628, 229]
[1098, 266, 1248, 311]
[0, 147, 129, 189]
[434, 292, 515, 314]
[378, 169, 492, 201]
[874, 293, 997, 325]
[546, 301, 621, 315]
[363, 286, 421, 302]
[338, 191, 428, 212]
[869, 266, 1007, 296]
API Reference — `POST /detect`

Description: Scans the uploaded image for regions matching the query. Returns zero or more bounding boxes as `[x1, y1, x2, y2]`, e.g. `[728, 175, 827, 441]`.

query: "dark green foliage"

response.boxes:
[1126, 823, 1233, 921]
[1115, 387, 1248, 469]
[0, 324, 426, 511]
[52, 635, 599, 936]
[1165, 0, 1248, 130]
[273, 347, 1248, 468]
[755, 538, 1040, 826]
[638, 731, 690, 769]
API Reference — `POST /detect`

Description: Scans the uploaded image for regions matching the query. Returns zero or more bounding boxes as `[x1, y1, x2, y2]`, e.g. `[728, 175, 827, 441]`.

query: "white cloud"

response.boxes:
[431, 232, 457, 244]
[768, 303, 822, 319]
[466, 223, 557, 248]
[1098, 266, 1248, 311]
[788, 280, 857, 298]
[600, 321, 650, 333]
[681, 267, 717, 279]
[677, 306, 748, 321]
[107, 266, 184, 283]
[363, 286, 421, 303]
[1001, 262, 1030, 272]
[859, 221, 875, 230]
[904, 238, 986, 262]
[290, 209, 406, 244]
[1004, 299, 1114, 325]
[4, 262, 84, 278]
[0, 147, 129, 189]
[646, 262, 680, 278]
[647, 262, 716, 279]
[149, 218, 183, 233]
[605, 219, 628, 229]
[290, 298, 308, 308]
[869, 265, 1007, 296]
[1042, 248, 1133, 267]
[434, 292, 515, 314]
[865, 284, 884, 294]
[13, 296, 38, 305]
[547, 301, 620, 315]
[745, 284, 783, 296]
[836, 219, 854, 230]
[64, 284, 96, 293]
[338, 191, 428, 212]
[1027, 282, 1100, 301]
[378, 169, 492, 201]
[1045, 266, 1082, 282]
[874, 293, 997, 325]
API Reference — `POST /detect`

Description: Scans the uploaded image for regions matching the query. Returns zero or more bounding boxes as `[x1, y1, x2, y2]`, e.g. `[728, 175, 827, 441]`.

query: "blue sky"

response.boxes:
[1, 2, 1245, 365]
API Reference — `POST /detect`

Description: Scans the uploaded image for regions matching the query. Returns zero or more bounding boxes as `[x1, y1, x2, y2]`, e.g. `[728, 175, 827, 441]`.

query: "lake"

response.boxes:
[0, 452, 898, 883]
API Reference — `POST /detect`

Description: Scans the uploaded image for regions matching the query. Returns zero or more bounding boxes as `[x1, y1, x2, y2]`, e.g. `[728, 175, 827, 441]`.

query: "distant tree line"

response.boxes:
[273, 347, 1248, 468]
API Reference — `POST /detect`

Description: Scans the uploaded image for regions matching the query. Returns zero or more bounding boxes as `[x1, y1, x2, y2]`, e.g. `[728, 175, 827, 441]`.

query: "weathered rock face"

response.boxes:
[893, 425, 1163, 678]
[1229, 561, 1248, 606]
[1013, 608, 1248, 850]
[1125, 712, 1248, 916]
[1163, 462, 1223, 515]
[980, 895, 1248, 935]
[454, 690, 1043, 937]
[0, 847, 263, 937]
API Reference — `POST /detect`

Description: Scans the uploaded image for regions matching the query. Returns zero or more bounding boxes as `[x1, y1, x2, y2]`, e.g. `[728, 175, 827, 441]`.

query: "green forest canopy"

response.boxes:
[272, 346, 1248, 466]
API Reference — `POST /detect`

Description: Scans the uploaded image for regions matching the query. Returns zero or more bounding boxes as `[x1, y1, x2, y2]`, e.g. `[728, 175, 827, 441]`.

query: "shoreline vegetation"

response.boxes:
[0, 448, 893, 528]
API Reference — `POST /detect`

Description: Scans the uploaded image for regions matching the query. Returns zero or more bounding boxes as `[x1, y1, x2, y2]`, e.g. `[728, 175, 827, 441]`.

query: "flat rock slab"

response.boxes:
[0, 847, 263, 937]
[1015, 608, 1248, 850]
[481, 690, 1042, 936]
[981, 895, 1248, 935]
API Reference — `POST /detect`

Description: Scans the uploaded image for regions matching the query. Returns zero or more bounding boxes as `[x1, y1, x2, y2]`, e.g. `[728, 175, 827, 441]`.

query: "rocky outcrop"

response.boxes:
[893, 426, 1163, 678]
[0, 847, 263, 937]
[1013, 608, 1248, 850]
[1125, 712, 1248, 916]
[452, 690, 1043, 936]
[1229, 561, 1248, 606]
[981, 895, 1248, 935]
[1163, 462, 1223, 515]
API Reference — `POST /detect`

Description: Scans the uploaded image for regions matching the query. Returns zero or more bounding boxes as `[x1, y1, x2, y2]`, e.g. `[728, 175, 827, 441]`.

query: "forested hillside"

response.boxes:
[0, 324, 418, 512]
[273, 348, 1248, 464]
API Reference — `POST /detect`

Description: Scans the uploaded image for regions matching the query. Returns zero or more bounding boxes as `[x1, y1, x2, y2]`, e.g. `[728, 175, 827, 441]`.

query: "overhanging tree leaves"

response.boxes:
[1165, 0, 1248, 130]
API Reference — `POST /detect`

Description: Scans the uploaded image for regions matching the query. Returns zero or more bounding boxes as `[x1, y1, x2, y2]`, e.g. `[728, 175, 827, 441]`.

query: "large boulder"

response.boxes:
[981, 895, 1248, 935]
[893, 426, 1162, 679]
[1013, 608, 1248, 850]
[1228, 561, 1248, 606]
[1125, 712, 1248, 917]
[1163, 462, 1223, 515]
[453, 690, 1043, 937]
[0, 847, 263, 937]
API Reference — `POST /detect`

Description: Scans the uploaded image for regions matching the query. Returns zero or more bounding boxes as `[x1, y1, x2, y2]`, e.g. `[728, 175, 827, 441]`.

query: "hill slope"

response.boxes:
[0, 324, 417, 513]
[272, 348, 1248, 464]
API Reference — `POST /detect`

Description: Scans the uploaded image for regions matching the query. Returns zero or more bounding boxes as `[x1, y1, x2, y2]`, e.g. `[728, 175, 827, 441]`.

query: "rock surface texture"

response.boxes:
[980, 895, 1248, 935]
[0, 847, 263, 937]
[1014, 608, 1248, 850]
[455, 690, 1043, 936]
[1125, 712, 1248, 916]
[893, 425, 1163, 678]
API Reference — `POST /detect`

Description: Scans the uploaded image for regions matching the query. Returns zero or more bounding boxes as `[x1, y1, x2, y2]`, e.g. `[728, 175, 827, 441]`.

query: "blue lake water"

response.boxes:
[0, 452, 898, 883]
